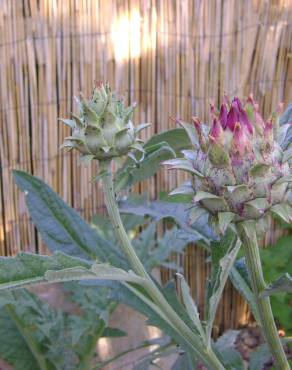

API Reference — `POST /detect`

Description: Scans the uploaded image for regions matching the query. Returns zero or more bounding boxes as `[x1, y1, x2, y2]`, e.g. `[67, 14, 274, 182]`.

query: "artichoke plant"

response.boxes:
[164, 96, 292, 370]
[164, 96, 292, 235]
[60, 83, 148, 161]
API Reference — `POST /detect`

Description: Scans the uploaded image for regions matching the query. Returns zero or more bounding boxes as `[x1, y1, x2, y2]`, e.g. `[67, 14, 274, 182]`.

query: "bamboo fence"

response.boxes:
[0, 0, 291, 331]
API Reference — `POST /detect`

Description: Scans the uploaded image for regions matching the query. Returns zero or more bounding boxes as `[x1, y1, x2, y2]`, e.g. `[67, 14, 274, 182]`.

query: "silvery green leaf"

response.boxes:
[260, 273, 292, 298]
[226, 184, 251, 203]
[217, 348, 244, 370]
[215, 330, 239, 352]
[0, 305, 41, 369]
[229, 259, 260, 323]
[181, 149, 196, 161]
[13, 170, 126, 267]
[58, 118, 76, 128]
[169, 180, 194, 196]
[0, 252, 90, 290]
[119, 196, 216, 244]
[205, 230, 241, 346]
[214, 331, 244, 369]
[278, 122, 292, 150]
[145, 128, 191, 156]
[218, 212, 235, 234]
[163, 159, 204, 178]
[176, 274, 206, 341]
[188, 206, 208, 224]
[279, 102, 292, 126]
[249, 338, 292, 370]
[246, 198, 269, 211]
[249, 344, 271, 370]
[46, 263, 145, 285]
[271, 203, 292, 223]
[194, 191, 221, 202]
[178, 120, 199, 148]
[135, 123, 151, 133]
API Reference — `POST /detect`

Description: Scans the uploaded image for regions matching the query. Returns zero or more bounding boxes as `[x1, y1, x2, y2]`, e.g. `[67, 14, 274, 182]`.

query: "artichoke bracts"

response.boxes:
[164, 96, 292, 235]
[60, 83, 149, 161]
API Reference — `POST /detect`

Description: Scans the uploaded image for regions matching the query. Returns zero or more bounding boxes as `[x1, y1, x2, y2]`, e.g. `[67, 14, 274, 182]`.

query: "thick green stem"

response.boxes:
[100, 160, 225, 370]
[238, 221, 290, 370]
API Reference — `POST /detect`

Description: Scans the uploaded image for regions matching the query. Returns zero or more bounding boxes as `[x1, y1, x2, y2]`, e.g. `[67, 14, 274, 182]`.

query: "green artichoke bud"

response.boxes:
[164, 96, 292, 235]
[60, 83, 149, 161]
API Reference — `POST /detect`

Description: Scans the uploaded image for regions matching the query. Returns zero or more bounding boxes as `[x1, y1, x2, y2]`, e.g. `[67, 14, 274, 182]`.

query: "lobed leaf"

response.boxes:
[0, 252, 144, 291]
[118, 196, 216, 244]
[13, 170, 126, 267]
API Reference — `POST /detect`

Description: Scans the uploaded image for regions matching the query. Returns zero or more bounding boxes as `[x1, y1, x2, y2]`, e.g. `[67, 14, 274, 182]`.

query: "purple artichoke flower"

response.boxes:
[163, 96, 292, 234]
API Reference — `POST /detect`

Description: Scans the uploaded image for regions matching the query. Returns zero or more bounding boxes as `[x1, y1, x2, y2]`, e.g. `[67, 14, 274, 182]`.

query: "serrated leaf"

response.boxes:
[0, 252, 90, 290]
[215, 330, 239, 352]
[176, 274, 206, 341]
[216, 348, 244, 370]
[0, 252, 144, 291]
[119, 196, 216, 244]
[0, 306, 41, 370]
[13, 170, 126, 267]
[46, 262, 145, 285]
[249, 343, 271, 370]
[260, 273, 292, 298]
[205, 230, 241, 345]
[249, 338, 292, 370]
[271, 203, 292, 223]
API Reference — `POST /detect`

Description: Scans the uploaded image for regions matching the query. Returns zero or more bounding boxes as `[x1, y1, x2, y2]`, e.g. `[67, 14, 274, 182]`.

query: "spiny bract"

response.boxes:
[60, 83, 149, 161]
[164, 96, 292, 235]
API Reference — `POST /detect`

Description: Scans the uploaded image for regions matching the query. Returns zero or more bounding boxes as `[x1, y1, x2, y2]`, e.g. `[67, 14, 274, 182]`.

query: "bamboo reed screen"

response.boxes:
[0, 0, 291, 331]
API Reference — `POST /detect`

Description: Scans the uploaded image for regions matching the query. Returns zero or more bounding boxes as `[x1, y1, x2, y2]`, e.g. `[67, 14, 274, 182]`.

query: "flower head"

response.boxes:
[164, 95, 292, 234]
[60, 83, 149, 162]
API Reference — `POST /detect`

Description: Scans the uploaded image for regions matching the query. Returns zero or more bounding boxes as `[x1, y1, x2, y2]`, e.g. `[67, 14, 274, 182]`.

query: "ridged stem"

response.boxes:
[237, 221, 290, 370]
[100, 160, 225, 370]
